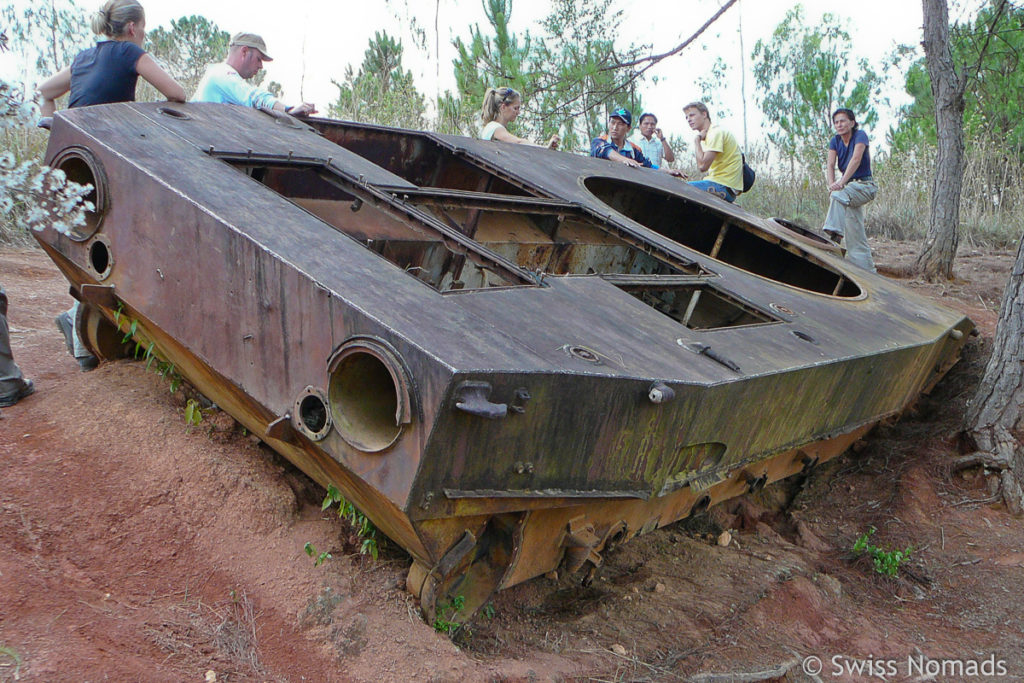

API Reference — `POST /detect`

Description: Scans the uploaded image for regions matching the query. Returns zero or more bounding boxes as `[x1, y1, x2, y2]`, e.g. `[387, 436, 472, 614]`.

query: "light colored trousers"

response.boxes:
[67, 301, 90, 358]
[823, 179, 878, 272]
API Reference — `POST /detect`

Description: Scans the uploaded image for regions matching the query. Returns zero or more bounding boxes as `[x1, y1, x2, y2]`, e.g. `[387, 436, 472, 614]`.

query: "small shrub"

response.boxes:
[321, 483, 380, 560]
[852, 527, 912, 578]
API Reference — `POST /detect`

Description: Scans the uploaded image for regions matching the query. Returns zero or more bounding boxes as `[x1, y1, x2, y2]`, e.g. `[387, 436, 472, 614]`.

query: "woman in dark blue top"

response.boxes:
[38, 0, 185, 117]
[822, 108, 878, 272]
[37, 0, 185, 371]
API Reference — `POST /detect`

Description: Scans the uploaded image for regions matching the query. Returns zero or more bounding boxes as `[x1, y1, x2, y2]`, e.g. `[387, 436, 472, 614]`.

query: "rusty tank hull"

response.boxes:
[37, 102, 972, 624]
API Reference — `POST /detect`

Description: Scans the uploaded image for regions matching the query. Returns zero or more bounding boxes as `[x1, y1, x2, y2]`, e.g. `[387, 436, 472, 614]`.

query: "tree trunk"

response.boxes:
[964, 237, 1024, 515]
[915, 0, 965, 281]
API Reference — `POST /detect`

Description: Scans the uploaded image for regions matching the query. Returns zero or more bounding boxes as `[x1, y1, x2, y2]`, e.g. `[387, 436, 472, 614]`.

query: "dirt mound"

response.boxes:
[2, 241, 1023, 681]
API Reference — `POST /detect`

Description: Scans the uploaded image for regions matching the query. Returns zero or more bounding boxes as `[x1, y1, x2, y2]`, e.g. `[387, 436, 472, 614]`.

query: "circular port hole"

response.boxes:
[292, 388, 332, 441]
[300, 394, 328, 432]
[88, 237, 112, 279]
[565, 344, 602, 364]
[329, 350, 402, 452]
[51, 147, 106, 241]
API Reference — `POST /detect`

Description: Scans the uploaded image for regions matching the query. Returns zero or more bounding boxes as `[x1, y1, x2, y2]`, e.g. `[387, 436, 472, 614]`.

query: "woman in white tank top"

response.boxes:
[479, 86, 559, 149]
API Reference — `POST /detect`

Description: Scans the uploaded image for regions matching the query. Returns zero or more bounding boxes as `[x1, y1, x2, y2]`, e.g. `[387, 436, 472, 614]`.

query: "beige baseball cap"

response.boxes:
[230, 32, 273, 61]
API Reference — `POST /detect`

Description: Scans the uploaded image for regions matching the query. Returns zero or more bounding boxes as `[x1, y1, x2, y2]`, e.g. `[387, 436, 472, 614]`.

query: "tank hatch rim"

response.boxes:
[326, 336, 414, 454]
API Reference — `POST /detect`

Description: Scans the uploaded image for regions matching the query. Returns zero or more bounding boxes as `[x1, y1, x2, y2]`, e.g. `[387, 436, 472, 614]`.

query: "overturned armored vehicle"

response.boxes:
[38, 102, 972, 624]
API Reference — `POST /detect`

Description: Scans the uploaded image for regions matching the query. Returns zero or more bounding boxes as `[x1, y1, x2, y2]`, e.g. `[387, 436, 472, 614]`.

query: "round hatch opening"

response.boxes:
[51, 147, 107, 241]
[328, 341, 411, 453]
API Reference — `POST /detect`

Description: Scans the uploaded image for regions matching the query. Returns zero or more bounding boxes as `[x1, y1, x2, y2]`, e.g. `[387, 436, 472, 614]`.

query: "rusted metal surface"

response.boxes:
[37, 102, 973, 626]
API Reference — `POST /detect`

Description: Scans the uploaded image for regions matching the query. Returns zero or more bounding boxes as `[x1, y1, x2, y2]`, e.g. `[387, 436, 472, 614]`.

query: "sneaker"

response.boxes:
[0, 378, 35, 407]
[55, 312, 75, 355]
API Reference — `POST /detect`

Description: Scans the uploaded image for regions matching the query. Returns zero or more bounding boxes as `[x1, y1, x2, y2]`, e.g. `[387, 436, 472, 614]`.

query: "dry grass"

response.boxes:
[0, 644, 24, 681]
[145, 591, 264, 678]
[741, 138, 1023, 249]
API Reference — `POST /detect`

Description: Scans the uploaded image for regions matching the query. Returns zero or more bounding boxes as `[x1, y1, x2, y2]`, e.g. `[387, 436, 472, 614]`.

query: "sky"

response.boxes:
[2, 0, 964, 152]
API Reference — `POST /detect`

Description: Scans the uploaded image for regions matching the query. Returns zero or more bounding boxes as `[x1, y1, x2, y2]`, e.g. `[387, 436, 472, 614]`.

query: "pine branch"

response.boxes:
[599, 0, 738, 72]
[962, 0, 1011, 96]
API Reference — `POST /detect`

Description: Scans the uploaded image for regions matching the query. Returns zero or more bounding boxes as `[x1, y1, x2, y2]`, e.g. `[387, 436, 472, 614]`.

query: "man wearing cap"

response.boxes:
[192, 32, 316, 117]
[629, 112, 675, 169]
[591, 108, 684, 176]
[684, 101, 742, 202]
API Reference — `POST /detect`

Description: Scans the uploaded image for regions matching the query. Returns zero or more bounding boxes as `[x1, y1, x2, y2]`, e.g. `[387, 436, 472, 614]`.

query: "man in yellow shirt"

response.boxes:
[684, 101, 742, 203]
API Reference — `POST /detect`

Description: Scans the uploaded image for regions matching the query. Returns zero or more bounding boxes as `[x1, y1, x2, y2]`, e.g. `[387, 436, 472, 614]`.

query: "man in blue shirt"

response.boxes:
[192, 32, 316, 117]
[591, 108, 684, 177]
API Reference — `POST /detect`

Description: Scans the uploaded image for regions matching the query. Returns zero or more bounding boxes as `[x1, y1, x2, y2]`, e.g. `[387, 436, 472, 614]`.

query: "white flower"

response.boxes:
[27, 170, 44, 192]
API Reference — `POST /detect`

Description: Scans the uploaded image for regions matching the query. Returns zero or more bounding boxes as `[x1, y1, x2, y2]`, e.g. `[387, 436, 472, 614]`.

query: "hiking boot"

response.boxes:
[0, 378, 35, 407]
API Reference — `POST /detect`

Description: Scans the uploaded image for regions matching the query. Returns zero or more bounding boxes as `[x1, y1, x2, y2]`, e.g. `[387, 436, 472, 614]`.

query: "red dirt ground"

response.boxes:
[1, 238, 1022, 682]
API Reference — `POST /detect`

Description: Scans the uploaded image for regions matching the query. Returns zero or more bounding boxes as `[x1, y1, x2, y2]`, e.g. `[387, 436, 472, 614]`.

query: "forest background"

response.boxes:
[1, 0, 1021, 256]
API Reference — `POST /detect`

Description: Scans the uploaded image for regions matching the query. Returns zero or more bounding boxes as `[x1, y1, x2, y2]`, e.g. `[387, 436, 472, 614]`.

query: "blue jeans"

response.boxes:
[688, 180, 737, 203]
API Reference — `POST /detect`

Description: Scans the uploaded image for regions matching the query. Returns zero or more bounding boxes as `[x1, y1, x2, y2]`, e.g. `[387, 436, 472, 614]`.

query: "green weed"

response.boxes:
[320, 484, 380, 561]
[116, 307, 185, 395]
[432, 594, 466, 635]
[304, 541, 332, 567]
[184, 398, 203, 426]
[852, 527, 912, 578]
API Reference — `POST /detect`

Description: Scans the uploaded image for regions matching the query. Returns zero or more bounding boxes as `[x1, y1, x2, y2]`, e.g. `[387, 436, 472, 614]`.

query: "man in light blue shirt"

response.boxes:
[629, 112, 675, 169]
[192, 32, 316, 117]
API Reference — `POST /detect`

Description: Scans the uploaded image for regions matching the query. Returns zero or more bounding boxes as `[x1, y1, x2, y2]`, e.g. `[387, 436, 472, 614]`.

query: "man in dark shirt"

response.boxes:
[591, 108, 653, 167]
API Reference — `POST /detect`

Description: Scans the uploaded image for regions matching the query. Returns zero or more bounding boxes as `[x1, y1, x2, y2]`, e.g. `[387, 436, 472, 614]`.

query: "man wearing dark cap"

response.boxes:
[591, 108, 684, 176]
[192, 32, 316, 117]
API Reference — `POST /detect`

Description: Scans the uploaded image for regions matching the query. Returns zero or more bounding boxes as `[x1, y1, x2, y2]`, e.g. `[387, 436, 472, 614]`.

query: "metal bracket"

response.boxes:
[80, 284, 118, 308]
[265, 414, 299, 444]
[453, 381, 507, 419]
